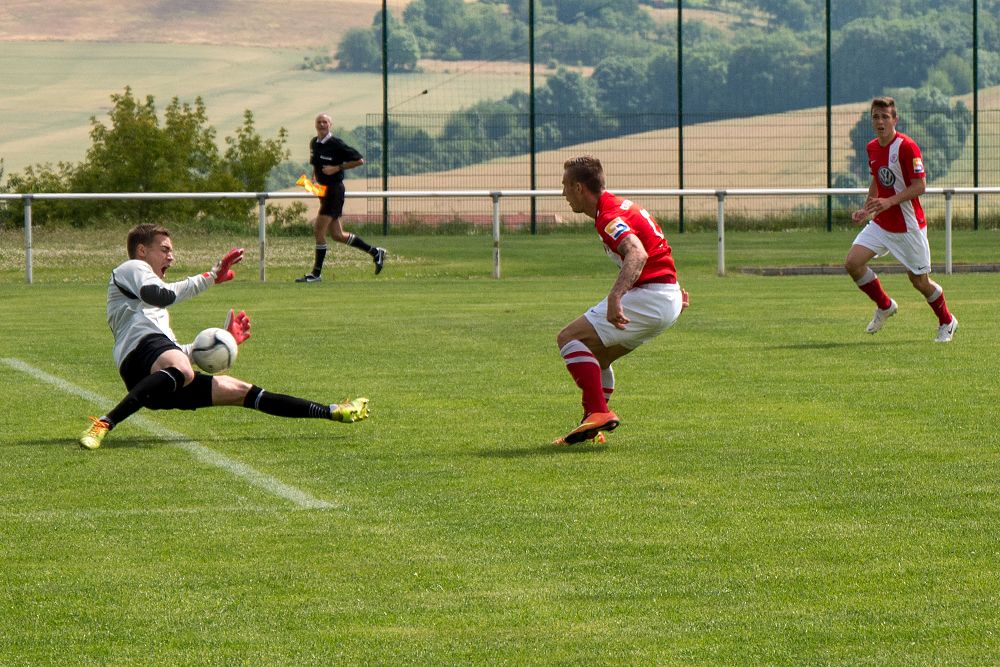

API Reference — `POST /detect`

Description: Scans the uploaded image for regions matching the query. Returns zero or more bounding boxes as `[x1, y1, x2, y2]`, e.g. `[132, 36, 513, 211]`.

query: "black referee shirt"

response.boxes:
[310, 134, 364, 186]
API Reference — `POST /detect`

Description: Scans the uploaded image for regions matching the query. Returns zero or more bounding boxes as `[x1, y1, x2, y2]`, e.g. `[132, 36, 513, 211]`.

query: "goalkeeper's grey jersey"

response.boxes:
[107, 259, 213, 370]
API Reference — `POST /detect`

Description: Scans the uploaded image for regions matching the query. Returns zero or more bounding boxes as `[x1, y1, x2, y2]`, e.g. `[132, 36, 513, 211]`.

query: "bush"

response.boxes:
[3, 88, 288, 227]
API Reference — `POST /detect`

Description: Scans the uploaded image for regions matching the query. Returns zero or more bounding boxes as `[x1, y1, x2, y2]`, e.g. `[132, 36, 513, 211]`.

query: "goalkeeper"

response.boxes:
[78, 224, 369, 450]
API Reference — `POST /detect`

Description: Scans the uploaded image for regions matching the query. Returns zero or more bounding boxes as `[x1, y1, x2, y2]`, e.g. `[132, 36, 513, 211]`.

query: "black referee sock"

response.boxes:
[104, 367, 186, 428]
[312, 244, 327, 276]
[244, 385, 332, 420]
[346, 233, 376, 256]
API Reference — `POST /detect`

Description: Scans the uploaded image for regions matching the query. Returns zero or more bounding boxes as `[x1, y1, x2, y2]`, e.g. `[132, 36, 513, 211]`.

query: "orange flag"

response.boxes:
[295, 175, 327, 197]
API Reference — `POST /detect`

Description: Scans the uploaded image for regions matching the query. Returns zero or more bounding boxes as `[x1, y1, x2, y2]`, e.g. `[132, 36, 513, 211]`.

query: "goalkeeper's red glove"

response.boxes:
[210, 248, 244, 284]
[224, 309, 251, 344]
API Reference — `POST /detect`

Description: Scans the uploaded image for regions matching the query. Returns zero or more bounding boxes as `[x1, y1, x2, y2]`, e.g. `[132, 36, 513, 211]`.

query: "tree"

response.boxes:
[645, 51, 678, 114]
[454, 3, 520, 61]
[5, 88, 288, 226]
[335, 27, 381, 72]
[833, 15, 959, 103]
[593, 57, 650, 115]
[544, 0, 642, 27]
[423, 0, 465, 29]
[749, 0, 816, 30]
[386, 23, 421, 71]
[926, 53, 973, 96]
[725, 30, 822, 114]
[535, 68, 609, 145]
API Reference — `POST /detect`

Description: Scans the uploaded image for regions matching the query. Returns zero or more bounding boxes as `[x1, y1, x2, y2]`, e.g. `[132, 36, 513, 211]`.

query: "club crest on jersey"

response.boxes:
[878, 166, 896, 188]
[604, 218, 630, 240]
[912, 157, 924, 174]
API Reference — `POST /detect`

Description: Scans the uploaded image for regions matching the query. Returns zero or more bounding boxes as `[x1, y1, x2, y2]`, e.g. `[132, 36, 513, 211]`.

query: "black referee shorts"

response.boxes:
[318, 181, 346, 218]
[119, 333, 214, 410]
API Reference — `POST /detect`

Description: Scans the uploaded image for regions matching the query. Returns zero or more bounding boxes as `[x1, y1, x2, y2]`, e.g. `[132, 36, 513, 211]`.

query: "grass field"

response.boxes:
[2, 228, 1000, 664]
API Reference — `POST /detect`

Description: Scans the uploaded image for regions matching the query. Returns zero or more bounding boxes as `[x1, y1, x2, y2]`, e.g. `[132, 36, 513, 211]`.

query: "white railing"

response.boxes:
[3, 187, 999, 283]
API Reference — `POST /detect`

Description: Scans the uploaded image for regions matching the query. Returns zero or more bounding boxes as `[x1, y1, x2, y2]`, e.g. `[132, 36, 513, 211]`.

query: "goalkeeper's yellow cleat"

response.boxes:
[79, 417, 110, 449]
[332, 398, 369, 423]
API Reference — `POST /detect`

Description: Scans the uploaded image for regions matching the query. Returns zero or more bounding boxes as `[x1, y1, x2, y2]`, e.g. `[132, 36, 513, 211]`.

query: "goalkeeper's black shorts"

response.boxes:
[119, 333, 213, 410]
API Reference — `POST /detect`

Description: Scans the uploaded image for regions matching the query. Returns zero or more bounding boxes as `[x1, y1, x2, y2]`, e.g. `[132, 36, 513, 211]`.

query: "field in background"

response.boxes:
[2, 230, 999, 665]
[0, 0, 407, 49]
[3, 37, 999, 223]
[351, 86, 1000, 222]
[0, 42, 536, 177]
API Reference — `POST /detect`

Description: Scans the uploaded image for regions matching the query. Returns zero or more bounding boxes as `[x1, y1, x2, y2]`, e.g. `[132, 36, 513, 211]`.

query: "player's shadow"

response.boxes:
[14, 437, 163, 449]
[476, 442, 608, 458]
[771, 341, 900, 350]
[13, 433, 357, 449]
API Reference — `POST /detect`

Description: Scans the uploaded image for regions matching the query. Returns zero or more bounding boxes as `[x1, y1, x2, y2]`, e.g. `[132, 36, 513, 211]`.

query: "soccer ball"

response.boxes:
[190, 328, 238, 374]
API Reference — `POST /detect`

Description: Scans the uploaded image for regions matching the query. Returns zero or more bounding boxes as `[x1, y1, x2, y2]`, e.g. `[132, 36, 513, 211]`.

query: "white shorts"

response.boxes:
[853, 222, 932, 275]
[584, 282, 683, 350]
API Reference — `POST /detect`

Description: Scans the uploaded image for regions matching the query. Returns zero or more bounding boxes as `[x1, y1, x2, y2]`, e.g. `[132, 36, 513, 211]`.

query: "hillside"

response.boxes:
[0, 0, 406, 49]
[342, 87, 1000, 221]
[0, 41, 536, 178]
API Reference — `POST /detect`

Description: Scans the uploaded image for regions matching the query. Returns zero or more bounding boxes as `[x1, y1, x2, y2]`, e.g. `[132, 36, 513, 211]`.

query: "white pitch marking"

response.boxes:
[0, 506, 311, 521]
[2, 358, 335, 509]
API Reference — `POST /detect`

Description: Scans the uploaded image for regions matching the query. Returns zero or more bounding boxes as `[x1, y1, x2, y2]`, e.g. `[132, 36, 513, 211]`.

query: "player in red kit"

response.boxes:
[845, 97, 957, 342]
[553, 156, 688, 445]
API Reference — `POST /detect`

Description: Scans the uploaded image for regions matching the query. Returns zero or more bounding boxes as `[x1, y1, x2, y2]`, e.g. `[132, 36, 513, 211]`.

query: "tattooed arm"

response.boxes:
[606, 234, 648, 330]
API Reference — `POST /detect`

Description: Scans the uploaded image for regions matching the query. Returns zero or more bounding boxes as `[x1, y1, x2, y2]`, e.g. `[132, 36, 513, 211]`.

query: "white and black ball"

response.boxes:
[190, 328, 238, 374]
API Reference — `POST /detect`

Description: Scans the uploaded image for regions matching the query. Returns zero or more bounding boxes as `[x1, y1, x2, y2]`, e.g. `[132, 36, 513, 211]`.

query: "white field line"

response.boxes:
[2, 358, 335, 510]
[0, 506, 299, 521]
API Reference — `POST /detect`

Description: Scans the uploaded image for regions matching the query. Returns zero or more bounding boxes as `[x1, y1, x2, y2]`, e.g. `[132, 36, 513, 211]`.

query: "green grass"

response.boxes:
[0, 41, 532, 176]
[2, 229, 1000, 665]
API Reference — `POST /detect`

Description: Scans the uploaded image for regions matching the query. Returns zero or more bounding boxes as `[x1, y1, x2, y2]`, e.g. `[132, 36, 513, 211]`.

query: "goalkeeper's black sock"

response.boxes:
[105, 367, 186, 428]
[312, 244, 327, 276]
[244, 385, 332, 420]
[346, 233, 375, 256]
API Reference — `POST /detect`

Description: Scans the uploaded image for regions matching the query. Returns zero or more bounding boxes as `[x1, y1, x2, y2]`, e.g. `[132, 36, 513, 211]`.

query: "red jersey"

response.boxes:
[595, 191, 677, 286]
[867, 132, 926, 233]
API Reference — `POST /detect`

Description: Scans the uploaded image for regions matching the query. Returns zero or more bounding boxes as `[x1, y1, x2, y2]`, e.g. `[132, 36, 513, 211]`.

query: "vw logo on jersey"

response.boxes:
[878, 166, 896, 188]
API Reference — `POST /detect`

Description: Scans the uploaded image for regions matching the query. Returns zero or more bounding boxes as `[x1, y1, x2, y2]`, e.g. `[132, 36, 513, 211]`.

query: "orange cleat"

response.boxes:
[552, 411, 619, 445]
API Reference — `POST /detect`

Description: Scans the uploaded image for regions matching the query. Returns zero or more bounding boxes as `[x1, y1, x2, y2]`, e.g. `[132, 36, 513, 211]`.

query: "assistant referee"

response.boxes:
[296, 113, 385, 282]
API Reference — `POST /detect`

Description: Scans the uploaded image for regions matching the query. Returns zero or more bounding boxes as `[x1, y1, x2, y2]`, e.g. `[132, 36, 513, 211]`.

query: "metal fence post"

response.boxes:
[944, 190, 953, 275]
[23, 195, 33, 284]
[258, 195, 267, 283]
[716, 190, 726, 277]
[491, 192, 501, 279]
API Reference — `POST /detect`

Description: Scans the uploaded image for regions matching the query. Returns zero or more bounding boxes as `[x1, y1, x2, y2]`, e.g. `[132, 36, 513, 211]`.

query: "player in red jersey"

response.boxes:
[845, 96, 957, 342]
[553, 156, 689, 445]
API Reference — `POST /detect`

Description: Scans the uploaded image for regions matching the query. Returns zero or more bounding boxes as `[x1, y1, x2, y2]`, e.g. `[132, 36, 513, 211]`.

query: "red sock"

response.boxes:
[858, 277, 892, 310]
[560, 341, 609, 415]
[928, 292, 952, 326]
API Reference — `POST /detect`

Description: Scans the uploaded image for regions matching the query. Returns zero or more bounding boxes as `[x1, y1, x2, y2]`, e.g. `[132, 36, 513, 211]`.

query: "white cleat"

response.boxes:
[934, 316, 957, 343]
[866, 299, 898, 334]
